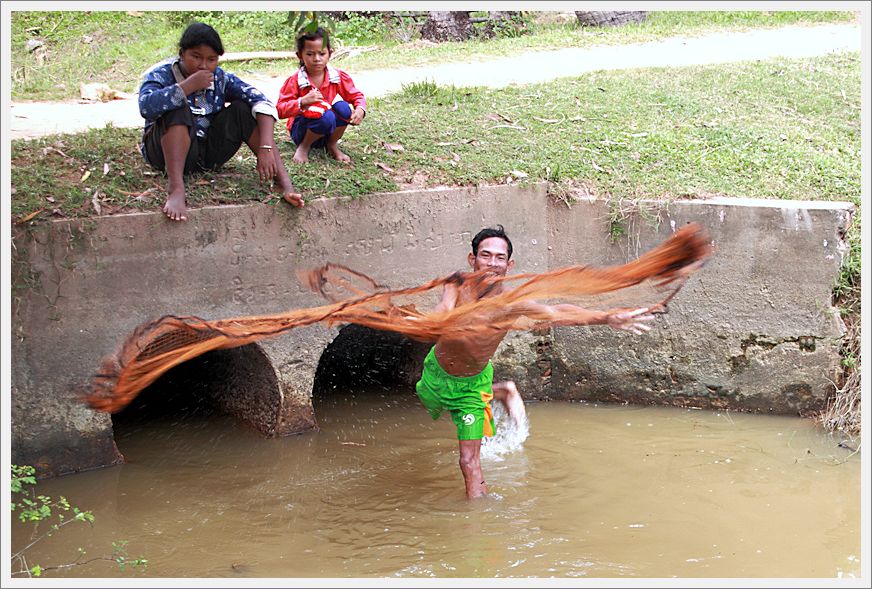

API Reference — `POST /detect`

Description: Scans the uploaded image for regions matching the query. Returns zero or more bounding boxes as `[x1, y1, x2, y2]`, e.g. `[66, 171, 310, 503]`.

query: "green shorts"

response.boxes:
[415, 347, 495, 440]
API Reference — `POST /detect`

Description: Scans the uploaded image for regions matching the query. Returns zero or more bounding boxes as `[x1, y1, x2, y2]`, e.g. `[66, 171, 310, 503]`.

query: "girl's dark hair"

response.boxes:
[179, 22, 224, 56]
[296, 26, 333, 66]
[472, 225, 513, 259]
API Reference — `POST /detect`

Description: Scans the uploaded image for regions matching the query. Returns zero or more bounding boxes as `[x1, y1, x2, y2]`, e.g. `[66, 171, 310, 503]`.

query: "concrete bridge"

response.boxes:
[10, 184, 853, 477]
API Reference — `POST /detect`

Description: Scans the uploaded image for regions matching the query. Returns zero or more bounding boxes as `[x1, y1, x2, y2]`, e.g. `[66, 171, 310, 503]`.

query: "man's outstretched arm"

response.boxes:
[514, 301, 656, 334]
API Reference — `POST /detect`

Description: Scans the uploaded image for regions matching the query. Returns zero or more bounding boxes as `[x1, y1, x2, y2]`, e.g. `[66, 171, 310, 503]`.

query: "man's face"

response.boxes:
[468, 237, 514, 276]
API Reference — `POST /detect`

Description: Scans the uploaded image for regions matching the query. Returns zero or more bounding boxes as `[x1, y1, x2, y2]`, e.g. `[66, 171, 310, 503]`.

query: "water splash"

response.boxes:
[481, 401, 530, 461]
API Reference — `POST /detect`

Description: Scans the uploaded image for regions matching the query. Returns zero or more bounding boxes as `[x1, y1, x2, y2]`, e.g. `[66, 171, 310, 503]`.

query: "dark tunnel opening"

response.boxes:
[313, 324, 432, 405]
[111, 344, 281, 442]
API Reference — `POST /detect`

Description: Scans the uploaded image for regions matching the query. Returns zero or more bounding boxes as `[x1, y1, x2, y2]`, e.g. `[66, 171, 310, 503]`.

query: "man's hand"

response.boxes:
[606, 307, 656, 335]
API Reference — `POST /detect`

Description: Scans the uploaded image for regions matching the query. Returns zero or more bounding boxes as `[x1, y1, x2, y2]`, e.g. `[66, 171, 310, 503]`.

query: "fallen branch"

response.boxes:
[219, 51, 297, 63]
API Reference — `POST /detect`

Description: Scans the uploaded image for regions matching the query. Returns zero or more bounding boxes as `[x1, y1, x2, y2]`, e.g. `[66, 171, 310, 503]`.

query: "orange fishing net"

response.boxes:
[82, 223, 711, 413]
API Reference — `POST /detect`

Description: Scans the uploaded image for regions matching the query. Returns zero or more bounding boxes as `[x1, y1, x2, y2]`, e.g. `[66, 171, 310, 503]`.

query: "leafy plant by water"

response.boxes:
[10, 465, 147, 577]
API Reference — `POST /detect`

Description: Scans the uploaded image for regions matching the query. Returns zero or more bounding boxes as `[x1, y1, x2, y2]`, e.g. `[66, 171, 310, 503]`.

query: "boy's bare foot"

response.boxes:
[327, 144, 352, 164]
[283, 192, 304, 208]
[293, 144, 310, 164]
[163, 189, 187, 221]
[275, 175, 304, 208]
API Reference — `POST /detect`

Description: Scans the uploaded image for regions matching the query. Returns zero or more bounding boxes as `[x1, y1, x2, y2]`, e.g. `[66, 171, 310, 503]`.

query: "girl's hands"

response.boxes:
[350, 106, 366, 125]
[300, 90, 324, 108]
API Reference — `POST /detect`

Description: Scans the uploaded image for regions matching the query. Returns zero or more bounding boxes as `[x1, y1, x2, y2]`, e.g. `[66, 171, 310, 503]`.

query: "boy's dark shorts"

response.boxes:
[142, 101, 258, 174]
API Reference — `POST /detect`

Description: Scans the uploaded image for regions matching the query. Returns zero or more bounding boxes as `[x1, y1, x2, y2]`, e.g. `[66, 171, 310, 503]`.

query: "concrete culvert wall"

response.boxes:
[111, 344, 282, 436]
[313, 325, 431, 399]
[11, 184, 854, 477]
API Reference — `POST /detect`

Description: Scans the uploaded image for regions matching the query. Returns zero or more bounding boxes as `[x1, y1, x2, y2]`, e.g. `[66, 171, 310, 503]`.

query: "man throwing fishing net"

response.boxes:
[82, 222, 708, 501]
[415, 226, 657, 499]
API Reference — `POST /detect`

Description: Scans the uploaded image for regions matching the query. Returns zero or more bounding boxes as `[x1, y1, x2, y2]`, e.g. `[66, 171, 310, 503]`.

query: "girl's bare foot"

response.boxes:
[283, 193, 304, 208]
[327, 144, 351, 163]
[163, 188, 187, 221]
[293, 144, 310, 164]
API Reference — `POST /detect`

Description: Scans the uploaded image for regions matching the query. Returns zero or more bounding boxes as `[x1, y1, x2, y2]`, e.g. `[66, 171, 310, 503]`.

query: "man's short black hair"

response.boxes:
[471, 225, 513, 259]
[179, 22, 224, 56]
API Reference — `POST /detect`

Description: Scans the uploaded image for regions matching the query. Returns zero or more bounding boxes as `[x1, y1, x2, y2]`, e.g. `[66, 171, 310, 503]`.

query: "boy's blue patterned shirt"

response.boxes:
[138, 57, 278, 144]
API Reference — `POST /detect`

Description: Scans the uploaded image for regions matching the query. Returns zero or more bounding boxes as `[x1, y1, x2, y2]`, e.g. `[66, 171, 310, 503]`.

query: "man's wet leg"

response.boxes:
[459, 439, 486, 499]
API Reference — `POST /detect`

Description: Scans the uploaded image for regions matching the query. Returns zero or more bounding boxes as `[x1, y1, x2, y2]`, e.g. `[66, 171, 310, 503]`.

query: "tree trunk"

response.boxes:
[575, 11, 648, 27]
[421, 11, 472, 42]
[488, 10, 519, 21]
[481, 11, 525, 38]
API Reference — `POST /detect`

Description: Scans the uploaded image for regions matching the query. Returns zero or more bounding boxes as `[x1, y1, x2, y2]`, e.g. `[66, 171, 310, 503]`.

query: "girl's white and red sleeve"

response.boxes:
[339, 71, 367, 112]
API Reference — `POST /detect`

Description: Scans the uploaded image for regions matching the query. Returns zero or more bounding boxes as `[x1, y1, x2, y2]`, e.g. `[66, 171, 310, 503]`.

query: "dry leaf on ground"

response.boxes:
[488, 124, 526, 131]
[16, 210, 43, 224]
[383, 142, 405, 154]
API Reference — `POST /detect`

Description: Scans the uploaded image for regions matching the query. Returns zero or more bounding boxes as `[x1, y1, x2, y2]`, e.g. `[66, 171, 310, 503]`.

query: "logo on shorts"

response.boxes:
[462, 414, 476, 426]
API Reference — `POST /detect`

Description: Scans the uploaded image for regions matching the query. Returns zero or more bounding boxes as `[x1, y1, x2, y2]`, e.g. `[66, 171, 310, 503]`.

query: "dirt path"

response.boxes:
[8, 23, 860, 141]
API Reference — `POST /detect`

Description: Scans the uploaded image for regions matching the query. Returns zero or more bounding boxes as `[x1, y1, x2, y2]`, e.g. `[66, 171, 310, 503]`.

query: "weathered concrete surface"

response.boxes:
[547, 196, 853, 414]
[11, 185, 852, 477]
[11, 184, 548, 477]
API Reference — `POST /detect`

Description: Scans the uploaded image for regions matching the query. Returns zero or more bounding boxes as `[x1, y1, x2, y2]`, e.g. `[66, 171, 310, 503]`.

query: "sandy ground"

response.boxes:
[7, 23, 861, 141]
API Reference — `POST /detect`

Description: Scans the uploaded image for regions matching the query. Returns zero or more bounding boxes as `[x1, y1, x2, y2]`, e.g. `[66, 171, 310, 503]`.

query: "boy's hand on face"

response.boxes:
[185, 69, 214, 93]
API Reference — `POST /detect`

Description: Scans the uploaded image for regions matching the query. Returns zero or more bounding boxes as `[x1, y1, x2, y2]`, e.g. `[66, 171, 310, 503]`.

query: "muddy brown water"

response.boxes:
[11, 393, 861, 579]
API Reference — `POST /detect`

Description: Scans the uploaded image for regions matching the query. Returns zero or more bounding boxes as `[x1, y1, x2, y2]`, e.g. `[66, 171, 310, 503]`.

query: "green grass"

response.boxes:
[8, 125, 398, 220]
[10, 10, 856, 101]
[336, 10, 856, 72]
[11, 53, 860, 217]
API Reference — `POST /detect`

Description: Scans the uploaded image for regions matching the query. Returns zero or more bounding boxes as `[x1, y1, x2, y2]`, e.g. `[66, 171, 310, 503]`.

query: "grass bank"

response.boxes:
[11, 53, 860, 216]
[10, 53, 861, 436]
[9, 10, 856, 102]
